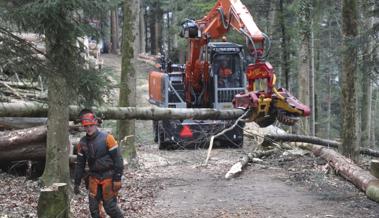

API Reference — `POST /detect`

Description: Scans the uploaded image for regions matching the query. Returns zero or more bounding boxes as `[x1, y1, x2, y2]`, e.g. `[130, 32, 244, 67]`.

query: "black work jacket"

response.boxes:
[74, 130, 124, 185]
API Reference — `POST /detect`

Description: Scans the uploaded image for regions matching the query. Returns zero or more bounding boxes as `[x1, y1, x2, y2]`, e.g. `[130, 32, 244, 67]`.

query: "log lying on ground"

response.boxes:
[0, 125, 47, 161]
[298, 143, 379, 203]
[37, 183, 69, 218]
[266, 134, 379, 157]
[0, 117, 47, 129]
[0, 125, 81, 162]
[360, 148, 379, 158]
[266, 134, 339, 148]
[0, 102, 245, 120]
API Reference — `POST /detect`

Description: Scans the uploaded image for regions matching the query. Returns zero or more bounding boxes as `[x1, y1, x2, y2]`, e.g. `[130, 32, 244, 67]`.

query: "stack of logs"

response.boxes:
[0, 118, 81, 178]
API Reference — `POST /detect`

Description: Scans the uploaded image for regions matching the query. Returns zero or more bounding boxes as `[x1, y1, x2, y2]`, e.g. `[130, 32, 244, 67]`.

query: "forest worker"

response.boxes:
[74, 109, 124, 218]
[218, 59, 233, 87]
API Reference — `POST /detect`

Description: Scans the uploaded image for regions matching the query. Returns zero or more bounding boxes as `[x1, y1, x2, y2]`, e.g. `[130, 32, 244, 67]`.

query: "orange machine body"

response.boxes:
[148, 71, 167, 105]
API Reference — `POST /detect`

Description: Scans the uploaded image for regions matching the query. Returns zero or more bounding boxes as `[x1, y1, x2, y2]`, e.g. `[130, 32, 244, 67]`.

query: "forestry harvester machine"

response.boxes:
[148, 0, 310, 149]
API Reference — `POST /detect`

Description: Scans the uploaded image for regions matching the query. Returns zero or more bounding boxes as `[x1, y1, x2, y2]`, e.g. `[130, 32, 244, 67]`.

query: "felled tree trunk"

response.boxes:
[265, 134, 339, 148]
[299, 143, 379, 203]
[0, 102, 245, 120]
[0, 125, 81, 163]
[266, 134, 379, 157]
[0, 117, 47, 129]
[37, 183, 69, 218]
[0, 125, 46, 161]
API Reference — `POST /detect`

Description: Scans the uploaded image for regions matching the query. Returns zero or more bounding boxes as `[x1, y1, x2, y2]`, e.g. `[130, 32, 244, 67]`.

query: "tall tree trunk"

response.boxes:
[40, 25, 71, 187]
[144, 5, 150, 53]
[326, 68, 332, 139]
[119, 0, 137, 164]
[326, 18, 333, 139]
[155, 6, 163, 54]
[38, 20, 72, 216]
[149, 6, 156, 54]
[41, 74, 70, 185]
[139, 0, 146, 54]
[360, 0, 374, 148]
[372, 90, 378, 147]
[361, 77, 372, 147]
[166, 12, 170, 53]
[111, 8, 119, 54]
[279, 0, 290, 89]
[267, 0, 276, 37]
[133, 0, 141, 56]
[340, 0, 359, 161]
[309, 24, 315, 136]
[297, 0, 311, 133]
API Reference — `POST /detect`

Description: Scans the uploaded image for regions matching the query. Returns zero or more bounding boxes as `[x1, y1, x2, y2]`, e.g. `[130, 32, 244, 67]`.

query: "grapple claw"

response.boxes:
[233, 88, 310, 127]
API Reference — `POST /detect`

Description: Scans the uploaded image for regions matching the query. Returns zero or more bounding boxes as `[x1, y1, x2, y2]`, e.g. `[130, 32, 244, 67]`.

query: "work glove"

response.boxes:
[74, 185, 80, 195]
[112, 180, 122, 192]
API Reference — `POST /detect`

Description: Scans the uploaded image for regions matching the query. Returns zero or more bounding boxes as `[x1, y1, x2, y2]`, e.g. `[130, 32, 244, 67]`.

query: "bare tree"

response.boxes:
[111, 8, 119, 54]
[340, 0, 359, 161]
[297, 0, 311, 134]
[360, 0, 374, 148]
[119, 0, 137, 164]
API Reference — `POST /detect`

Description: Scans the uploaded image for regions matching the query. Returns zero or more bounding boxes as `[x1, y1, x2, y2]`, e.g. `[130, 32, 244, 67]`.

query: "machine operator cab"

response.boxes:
[207, 42, 247, 109]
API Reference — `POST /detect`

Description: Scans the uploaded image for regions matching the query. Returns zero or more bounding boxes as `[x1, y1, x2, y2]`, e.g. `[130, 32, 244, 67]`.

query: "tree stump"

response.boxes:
[370, 160, 379, 178]
[37, 183, 69, 218]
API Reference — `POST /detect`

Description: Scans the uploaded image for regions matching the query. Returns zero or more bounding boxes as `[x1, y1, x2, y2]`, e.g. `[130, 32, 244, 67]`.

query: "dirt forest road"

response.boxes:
[102, 54, 379, 218]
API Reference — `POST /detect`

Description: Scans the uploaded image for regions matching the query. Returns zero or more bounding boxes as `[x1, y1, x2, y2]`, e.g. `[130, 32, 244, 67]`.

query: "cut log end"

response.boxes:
[366, 180, 379, 203]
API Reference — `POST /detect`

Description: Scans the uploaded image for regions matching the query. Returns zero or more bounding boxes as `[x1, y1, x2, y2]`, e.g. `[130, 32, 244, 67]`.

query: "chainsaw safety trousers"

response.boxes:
[88, 177, 123, 218]
[103, 197, 123, 218]
[89, 196, 123, 218]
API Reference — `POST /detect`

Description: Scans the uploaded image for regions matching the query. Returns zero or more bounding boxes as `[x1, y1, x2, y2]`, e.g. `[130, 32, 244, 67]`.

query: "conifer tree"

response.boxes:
[1, 0, 120, 216]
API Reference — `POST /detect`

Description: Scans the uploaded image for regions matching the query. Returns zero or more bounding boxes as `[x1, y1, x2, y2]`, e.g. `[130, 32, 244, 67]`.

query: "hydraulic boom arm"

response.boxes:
[181, 0, 310, 126]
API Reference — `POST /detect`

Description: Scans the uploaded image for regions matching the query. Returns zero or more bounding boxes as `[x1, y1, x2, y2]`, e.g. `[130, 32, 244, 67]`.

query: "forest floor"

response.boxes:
[0, 54, 379, 217]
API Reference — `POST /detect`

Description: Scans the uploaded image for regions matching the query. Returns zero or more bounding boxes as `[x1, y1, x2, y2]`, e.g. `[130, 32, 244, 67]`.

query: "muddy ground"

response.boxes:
[0, 54, 378, 217]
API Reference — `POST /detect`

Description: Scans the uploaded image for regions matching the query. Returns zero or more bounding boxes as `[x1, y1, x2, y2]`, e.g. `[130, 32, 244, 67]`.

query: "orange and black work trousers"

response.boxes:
[88, 176, 123, 218]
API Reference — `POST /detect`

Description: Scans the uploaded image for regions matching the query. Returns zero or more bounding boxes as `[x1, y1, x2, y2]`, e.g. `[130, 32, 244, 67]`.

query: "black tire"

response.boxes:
[158, 126, 167, 150]
[153, 121, 158, 143]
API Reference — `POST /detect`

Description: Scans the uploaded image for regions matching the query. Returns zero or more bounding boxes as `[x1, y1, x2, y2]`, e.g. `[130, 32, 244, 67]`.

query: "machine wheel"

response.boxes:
[158, 126, 168, 150]
[153, 121, 158, 143]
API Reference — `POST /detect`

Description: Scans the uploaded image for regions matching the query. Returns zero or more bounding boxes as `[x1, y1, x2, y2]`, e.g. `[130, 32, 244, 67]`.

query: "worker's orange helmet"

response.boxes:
[79, 111, 97, 126]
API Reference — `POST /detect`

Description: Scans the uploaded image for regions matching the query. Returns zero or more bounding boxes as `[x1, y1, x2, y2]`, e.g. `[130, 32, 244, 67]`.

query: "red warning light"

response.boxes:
[179, 125, 193, 138]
